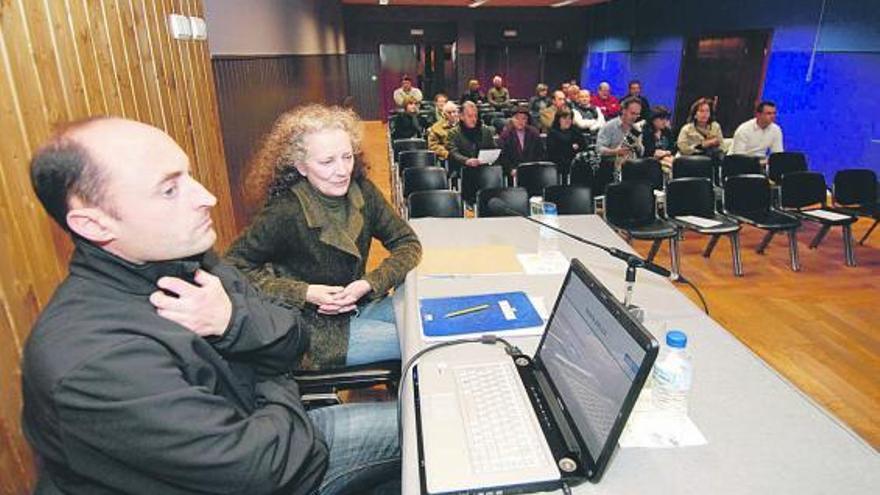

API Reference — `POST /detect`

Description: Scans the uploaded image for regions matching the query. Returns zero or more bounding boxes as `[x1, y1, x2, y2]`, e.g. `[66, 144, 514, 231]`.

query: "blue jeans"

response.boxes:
[346, 297, 401, 366]
[308, 402, 401, 495]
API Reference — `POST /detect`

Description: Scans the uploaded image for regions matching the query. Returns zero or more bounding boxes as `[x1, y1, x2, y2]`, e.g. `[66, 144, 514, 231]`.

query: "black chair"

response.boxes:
[592, 155, 618, 213]
[780, 171, 857, 266]
[515, 162, 558, 197]
[604, 181, 680, 277]
[392, 138, 427, 163]
[461, 165, 504, 206]
[403, 166, 447, 199]
[768, 151, 807, 183]
[481, 111, 505, 127]
[492, 117, 508, 135]
[293, 360, 401, 409]
[723, 174, 802, 271]
[621, 157, 664, 190]
[721, 154, 763, 184]
[476, 187, 529, 217]
[543, 185, 594, 215]
[672, 155, 714, 182]
[408, 190, 464, 218]
[666, 178, 743, 276]
[569, 153, 595, 188]
[398, 150, 436, 174]
[833, 168, 879, 245]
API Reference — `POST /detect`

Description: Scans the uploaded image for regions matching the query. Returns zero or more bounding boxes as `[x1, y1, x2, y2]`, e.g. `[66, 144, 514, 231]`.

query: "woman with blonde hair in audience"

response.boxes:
[390, 95, 426, 140]
[677, 97, 728, 158]
[460, 78, 485, 105]
[228, 104, 422, 370]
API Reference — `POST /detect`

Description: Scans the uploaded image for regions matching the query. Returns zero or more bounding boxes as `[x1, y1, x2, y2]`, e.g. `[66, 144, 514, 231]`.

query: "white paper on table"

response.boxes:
[478, 149, 501, 165]
[516, 251, 570, 275]
[675, 215, 723, 229]
[420, 296, 549, 342]
[802, 209, 851, 222]
[619, 388, 708, 448]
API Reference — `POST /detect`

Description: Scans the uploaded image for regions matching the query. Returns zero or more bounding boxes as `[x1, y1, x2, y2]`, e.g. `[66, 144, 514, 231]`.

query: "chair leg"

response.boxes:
[730, 231, 744, 277]
[669, 236, 681, 279]
[859, 219, 878, 245]
[703, 234, 721, 258]
[787, 229, 801, 272]
[843, 224, 857, 267]
[756, 230, 775, 254]
[647, 239, 662, 262]
[809, 224, 831, 249]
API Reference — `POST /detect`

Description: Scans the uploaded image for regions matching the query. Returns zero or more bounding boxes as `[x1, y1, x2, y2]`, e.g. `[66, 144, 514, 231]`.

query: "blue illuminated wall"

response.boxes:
[580, 0, 880, 180]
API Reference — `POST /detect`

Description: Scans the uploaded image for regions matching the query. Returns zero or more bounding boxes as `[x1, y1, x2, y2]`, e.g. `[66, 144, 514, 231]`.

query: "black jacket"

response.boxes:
[642, 127, 677, 158]
[446, 123, 496, 172]
[22, 240, 327, 495]
[497, 124, 545, 176]
[391, 112, 426, 140]
[547, 127, 588, 174]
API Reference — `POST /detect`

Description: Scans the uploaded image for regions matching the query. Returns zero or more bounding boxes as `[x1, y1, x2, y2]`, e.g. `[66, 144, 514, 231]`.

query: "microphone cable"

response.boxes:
[675, 275, 709, 316]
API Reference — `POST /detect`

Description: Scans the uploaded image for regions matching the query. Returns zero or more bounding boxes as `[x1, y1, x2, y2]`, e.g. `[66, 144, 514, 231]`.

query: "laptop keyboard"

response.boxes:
[454, 363, 549, 474]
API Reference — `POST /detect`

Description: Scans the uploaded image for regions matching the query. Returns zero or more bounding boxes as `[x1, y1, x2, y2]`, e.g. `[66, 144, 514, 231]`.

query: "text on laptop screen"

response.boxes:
[537, 272, 646, 456]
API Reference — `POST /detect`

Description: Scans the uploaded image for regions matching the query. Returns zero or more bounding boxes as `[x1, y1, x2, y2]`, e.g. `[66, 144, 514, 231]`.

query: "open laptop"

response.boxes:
[413, 259, 659, 494]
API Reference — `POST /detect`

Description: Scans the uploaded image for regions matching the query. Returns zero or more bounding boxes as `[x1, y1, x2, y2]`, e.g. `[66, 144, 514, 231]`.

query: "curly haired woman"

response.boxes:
[227, 104, 422, 370]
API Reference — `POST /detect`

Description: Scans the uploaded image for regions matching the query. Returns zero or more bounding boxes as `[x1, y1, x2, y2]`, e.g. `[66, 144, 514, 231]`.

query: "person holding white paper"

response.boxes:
[446, 101, 496, 173]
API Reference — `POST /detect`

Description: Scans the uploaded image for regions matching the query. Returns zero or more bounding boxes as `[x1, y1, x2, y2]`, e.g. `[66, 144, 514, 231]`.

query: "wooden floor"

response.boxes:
[361, 121, 880, 450]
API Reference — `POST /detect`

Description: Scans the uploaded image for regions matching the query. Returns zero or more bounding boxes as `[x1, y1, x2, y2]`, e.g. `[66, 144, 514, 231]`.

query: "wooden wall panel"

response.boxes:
[0, 1, 236, 492]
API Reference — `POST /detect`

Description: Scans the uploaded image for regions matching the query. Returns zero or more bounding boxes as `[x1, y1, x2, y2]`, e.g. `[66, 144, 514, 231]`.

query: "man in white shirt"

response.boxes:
[392, 75, 423, 108]
[731, 101, 784, 158]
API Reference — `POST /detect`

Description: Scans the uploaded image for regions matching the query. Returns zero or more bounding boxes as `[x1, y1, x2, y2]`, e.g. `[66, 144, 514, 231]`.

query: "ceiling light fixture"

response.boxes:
[469, 1, 490, 8]
[379, 0, 389, 5]
[551, 0, 580, 7]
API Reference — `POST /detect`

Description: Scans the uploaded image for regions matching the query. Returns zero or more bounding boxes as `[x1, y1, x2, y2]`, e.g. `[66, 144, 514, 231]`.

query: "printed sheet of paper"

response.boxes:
[675, 215, 723, 229]
[477, 149, 501, 165]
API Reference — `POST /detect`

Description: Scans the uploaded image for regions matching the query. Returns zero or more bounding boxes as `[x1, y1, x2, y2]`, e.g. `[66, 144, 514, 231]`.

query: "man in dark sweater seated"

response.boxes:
[497, 104, 545, 181]
[23, 117, 399, 495]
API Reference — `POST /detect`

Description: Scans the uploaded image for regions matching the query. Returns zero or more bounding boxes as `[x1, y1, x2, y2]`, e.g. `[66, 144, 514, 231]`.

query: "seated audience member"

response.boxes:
[677, 97, 728, 158]
[642, 105, 677, 171]
[460, 79, 485, 105]
[487, 75, 511, 109]
[624, 80, 652, 123]
[447, 101, 496, 172]
[597, 96, 645, 161]
[591, 82, 621, 119]
[390, 96, 426, 140]
[393, 74, 423, 109]
[565, 83, 581, 106]
[730, 100, 784, 158]
[432, 92, 449, 124]
[428, 100, 459, 161]
[529, 83, 551, 115]
[497, 104, 545, 180]
[547, 108, 588, 184]
[572, 89, 605, 133]
[23, 117, 400, 495]
[228, 105, 422, 370]
[540, 90, 570, 133]
[561, 82, 572, 98]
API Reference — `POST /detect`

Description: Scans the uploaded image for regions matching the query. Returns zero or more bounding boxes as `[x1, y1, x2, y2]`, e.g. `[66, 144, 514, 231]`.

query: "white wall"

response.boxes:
[203, 0, 346, 55]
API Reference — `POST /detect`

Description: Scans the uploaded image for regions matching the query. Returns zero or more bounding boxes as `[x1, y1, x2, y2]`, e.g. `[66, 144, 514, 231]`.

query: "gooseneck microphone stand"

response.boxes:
[487, 198, 676, 319]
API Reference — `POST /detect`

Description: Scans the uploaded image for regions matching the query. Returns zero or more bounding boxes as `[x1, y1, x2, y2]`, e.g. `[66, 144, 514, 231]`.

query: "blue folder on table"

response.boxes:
[419, 291, 544, 338]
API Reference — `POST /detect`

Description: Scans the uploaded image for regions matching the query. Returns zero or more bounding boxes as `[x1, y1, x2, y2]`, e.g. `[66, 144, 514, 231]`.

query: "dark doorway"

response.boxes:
[674, 31, 772, 134]
[379, 43, 456, 116]
[476, 44, 541, 99]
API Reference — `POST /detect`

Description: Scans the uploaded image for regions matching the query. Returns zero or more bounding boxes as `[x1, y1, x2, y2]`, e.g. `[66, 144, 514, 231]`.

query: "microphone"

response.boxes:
[486, 197, 674, 279]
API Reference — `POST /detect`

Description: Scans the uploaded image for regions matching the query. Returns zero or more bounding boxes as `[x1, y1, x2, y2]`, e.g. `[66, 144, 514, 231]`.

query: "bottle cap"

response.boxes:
[666, 330, 687, 349]
[542, 201, 558, 215]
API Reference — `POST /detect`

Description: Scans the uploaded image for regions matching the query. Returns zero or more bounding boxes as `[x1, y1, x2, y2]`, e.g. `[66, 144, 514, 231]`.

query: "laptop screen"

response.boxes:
[536, 263, 649, 458]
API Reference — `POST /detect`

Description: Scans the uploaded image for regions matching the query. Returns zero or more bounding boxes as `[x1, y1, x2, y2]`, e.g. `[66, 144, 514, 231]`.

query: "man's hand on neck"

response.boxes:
[149, 269, 232, 338]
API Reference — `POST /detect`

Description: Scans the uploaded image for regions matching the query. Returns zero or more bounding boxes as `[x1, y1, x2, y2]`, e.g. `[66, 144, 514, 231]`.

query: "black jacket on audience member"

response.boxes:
[497, 124, 545, 177]
[391, 112, 426, 140]
[547, 126, 588, 176]
[446, 123, 496, 174]
[459, 90, 485, 105]
[642, 127, 677, 158]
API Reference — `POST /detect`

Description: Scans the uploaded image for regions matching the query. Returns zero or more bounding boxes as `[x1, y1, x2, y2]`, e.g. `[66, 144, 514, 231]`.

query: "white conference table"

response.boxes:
[393, 215, 879, 494]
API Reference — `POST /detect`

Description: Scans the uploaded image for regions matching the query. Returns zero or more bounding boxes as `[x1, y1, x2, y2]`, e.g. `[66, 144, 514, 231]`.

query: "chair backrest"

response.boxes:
[666, 178, 716, 217]
[833, 168, 877, 206]
[621, 157, 663, 190]
[543, 185, 594, 214]
[516, 162, 558, 197]
[398, 150, 436, 174]
[768, 151, 807, 183]
[722, 154, 763, 183]
[461, 165, 504, 205]
[392, 138, 427, 162]
[595, 155, 617, 196]
[569, 154, 594, 187]
[724, 174, 771, 215]
[403, 166, 447, 199]
[481, 111, 505, 126]
[780, 171, 828, 209]
[604, 181, 657, 227]
[476, 187, 529, 217]
[408, 190, 464, 218]
[672, 155, 714, 182]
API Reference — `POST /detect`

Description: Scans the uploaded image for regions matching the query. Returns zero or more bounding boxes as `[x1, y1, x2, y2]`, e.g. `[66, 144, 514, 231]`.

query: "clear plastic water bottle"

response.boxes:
[538, 201, 559, 253]
[652, 330, 693, 415]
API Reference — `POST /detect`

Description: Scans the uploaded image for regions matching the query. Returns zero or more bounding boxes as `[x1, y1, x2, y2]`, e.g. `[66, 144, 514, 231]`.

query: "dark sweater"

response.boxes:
[226, 178, 422, 369]
[446, 123, 497, 172]
[497, 124, 545, 176]
[547, 127, 588, 174]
